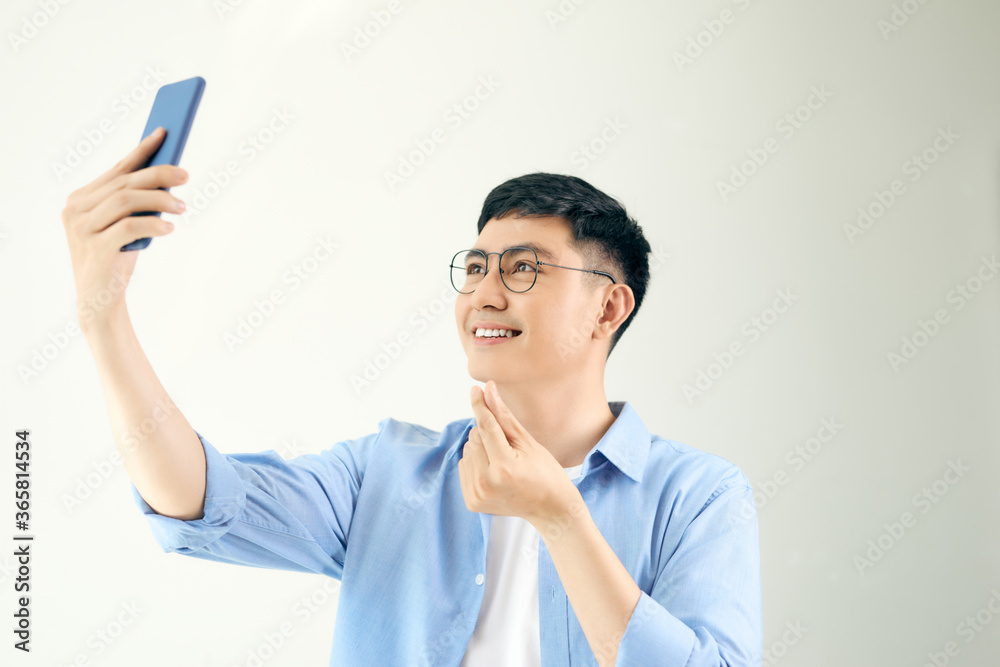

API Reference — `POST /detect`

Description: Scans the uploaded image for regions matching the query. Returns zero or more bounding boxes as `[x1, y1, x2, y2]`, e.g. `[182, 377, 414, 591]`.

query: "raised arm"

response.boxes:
[62, 127, 205, 520]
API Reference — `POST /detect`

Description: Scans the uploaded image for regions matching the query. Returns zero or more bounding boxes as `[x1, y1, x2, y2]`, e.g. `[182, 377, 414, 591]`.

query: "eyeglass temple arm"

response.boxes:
[536, 260, 617, 284]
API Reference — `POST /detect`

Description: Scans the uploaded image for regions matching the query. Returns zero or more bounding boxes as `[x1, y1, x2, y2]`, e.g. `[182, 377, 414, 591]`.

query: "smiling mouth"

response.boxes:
[473, 328, 522, 339]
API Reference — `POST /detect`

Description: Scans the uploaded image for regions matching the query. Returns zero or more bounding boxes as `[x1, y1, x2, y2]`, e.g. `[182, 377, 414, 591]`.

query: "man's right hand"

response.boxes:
[61, 126, 188, 331]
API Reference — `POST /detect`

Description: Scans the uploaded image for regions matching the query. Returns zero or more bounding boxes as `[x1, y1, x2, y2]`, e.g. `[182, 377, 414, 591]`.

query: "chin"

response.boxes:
[467, 362, 502, 385]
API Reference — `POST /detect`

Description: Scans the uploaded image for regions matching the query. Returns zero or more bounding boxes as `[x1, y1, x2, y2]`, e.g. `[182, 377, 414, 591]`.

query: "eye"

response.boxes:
[513, 261, 534, 273]
[467, 263, 485, 275]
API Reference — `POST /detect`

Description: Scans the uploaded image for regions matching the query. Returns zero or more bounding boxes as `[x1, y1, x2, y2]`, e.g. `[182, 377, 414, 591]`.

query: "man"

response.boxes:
[63, 129, 762, 666]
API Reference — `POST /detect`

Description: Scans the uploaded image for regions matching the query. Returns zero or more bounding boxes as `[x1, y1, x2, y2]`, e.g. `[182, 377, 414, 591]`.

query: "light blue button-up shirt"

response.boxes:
[130, 401, 762, 666]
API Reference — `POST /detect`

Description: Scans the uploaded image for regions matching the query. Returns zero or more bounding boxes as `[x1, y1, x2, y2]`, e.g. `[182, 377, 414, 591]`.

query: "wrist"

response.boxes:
[79, 300, 129, 338]
[528, 483, 588, 536]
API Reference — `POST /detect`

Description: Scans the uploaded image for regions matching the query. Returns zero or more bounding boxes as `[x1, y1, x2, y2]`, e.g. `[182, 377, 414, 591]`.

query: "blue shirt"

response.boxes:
[130, 401, 763, 666]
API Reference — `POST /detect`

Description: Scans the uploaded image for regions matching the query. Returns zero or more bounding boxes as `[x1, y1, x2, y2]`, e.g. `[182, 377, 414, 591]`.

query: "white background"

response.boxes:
[1, 0, 999, 665]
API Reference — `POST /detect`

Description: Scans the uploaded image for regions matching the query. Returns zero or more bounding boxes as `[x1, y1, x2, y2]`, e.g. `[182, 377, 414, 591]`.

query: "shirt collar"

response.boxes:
[455, 400, 651, 484]
[584, 401, 650, 483]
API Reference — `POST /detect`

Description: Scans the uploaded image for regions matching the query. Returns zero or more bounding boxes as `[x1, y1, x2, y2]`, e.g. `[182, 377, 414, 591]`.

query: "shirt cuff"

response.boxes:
[129, 430, 247, 553]
[616, 590, 696, 666]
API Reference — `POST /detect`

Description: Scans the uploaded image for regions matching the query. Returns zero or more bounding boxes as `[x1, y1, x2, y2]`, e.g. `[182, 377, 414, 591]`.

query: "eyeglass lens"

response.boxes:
[451, 248, 537, 293]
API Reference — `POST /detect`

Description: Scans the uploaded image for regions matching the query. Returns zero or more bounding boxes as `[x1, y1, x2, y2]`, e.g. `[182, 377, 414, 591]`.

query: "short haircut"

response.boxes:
[476, 173, 651, 357]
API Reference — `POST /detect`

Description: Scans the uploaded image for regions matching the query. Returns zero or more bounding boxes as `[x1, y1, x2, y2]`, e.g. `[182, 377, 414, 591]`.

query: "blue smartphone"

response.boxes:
[120, 76, 205, 252]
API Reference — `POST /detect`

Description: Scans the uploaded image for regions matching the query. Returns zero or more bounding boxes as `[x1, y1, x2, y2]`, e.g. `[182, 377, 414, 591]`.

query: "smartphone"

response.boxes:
[120, 76, 205, 251]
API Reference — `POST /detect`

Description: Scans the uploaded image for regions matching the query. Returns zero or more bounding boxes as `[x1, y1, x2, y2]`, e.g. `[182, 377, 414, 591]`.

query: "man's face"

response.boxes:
[454, 214, 607, 384]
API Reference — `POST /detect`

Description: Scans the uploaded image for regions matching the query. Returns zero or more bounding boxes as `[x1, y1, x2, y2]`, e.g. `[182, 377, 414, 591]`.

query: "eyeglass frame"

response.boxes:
[449, 246, 617, 294]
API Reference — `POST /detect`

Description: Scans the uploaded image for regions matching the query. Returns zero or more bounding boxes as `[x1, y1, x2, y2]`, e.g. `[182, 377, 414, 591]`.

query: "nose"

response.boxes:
[471, 254, 508, 309]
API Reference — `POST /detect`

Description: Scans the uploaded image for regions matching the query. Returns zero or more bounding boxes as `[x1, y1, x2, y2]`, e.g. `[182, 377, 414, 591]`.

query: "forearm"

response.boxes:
[530, 496, 641, 667]
[83, 305, 206, 520]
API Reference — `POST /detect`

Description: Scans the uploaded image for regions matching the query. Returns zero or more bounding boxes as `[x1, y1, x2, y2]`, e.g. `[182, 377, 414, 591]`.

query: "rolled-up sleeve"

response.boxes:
[130, 426, 382, 579]
[615, 481, 763, 666]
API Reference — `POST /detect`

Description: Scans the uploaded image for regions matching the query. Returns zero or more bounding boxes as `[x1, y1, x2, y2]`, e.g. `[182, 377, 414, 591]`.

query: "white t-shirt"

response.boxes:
[460, 463, 584, 666]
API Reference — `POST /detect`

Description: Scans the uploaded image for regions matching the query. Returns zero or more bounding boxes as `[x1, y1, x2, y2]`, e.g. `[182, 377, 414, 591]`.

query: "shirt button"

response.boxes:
[475, 573, 485, 585]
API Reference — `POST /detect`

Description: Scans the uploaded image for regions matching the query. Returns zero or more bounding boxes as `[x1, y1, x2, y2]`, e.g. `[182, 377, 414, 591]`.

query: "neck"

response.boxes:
[492, 371, 617, 468]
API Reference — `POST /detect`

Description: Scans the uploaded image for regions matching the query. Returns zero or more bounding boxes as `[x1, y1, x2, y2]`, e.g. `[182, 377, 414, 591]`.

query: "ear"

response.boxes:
[594, 283, 634, 343]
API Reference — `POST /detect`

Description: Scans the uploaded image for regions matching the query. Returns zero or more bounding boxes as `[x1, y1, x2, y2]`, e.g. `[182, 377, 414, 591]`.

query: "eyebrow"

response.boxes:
[469, 242, 558, 262]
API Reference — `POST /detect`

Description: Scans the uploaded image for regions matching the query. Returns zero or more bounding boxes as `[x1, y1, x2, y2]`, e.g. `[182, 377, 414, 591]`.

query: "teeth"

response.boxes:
[475, 328, 517, 338]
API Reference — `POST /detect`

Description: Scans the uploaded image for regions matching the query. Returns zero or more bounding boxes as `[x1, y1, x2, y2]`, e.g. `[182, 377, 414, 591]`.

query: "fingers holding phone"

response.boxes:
[61, 127, 187, 331]
[61, 74, 204, 329]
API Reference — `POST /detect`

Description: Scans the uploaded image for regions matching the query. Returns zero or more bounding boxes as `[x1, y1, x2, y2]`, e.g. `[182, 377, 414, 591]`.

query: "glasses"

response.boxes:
[449, 246, 617, 294]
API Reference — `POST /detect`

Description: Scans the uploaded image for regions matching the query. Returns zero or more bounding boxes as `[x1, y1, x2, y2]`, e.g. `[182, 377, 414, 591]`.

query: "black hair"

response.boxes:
[476, 173, 651, 358]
